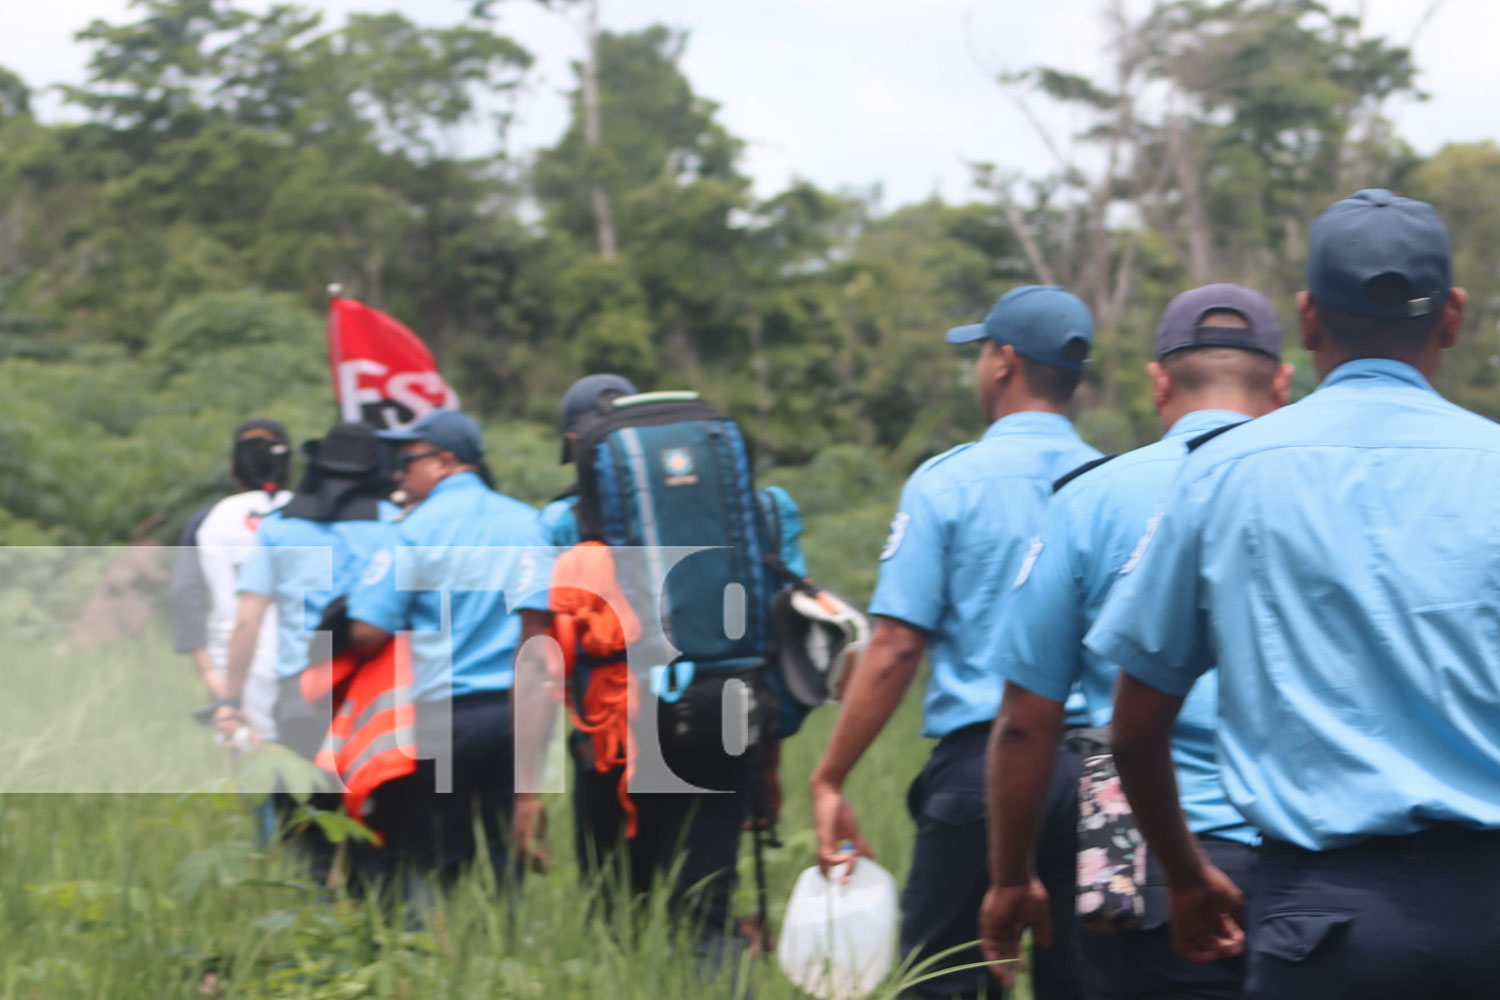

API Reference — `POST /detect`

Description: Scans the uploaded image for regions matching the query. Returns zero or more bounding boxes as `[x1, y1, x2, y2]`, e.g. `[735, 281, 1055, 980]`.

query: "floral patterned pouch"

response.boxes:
[1075, 752, 1148, 931]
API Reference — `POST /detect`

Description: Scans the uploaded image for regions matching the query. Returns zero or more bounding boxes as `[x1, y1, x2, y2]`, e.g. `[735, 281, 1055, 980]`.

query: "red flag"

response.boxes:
[327, 297, 460, 430]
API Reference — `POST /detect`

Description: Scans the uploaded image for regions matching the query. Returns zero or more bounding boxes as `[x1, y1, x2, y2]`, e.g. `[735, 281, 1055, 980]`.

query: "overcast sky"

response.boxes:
[4, 0, 1495, 208]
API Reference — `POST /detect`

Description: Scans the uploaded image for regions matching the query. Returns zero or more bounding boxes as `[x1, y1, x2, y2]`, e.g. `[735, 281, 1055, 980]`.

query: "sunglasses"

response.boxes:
[393, 449, 444, 472]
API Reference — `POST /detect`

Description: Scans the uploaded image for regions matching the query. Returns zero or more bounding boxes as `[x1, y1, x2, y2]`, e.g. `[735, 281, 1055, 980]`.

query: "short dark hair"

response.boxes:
[1319, 307, 1442, 361]
[1160, 347, 1280, 394]
[1019, 356, 1084, 405]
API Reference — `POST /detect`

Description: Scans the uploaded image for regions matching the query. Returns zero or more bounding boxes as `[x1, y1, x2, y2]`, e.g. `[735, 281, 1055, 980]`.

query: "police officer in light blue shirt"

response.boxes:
[810, 286, 1101, 1000]
[1088, 190, 1500, 1000]
[347, 409, 555, 896]
[223, 421, 397, 757]
[220, 421, 398, 878]
[980, 285, 1294, 999]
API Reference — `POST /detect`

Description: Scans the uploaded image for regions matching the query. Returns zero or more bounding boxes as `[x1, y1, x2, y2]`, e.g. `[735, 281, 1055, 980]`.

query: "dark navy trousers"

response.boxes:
[570, 729, 755, 962]
[362, 691, 519, 899]
[1243, 826, 1500, 1000]
[1083, 836, 1256, 999]
[899, 724, 1109, 1000]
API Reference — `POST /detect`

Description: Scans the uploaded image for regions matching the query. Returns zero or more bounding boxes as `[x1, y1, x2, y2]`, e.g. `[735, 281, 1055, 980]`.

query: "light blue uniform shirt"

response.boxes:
[1087, 360, 1500, 850]
[538, 493, 581, 548]
[998, 409, 1257, 846]
[349, 472, 554, 702]
[238, 505, 397, 679]
[870, 411, 1100, 738]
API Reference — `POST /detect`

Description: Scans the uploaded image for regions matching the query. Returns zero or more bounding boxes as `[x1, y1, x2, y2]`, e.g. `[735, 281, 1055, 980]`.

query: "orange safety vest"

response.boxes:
[300, 635, 417, 829]
[549, 541, 644, 836]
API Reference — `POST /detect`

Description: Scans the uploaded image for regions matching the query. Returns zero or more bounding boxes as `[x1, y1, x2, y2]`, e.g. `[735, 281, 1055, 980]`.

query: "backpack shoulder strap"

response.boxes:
[1187, 421, 1249, 452]
[1054, 454, 1117, 494]
[755, 488, 807, 591]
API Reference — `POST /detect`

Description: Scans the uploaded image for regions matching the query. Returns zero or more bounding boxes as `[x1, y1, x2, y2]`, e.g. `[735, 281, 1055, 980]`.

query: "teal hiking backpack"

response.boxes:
[571, 391, 774, 674]
[571, 391, 847, 748]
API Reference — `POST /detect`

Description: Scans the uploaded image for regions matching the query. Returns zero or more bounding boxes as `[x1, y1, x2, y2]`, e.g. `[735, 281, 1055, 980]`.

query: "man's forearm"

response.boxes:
[811, 620, 924, 788]
[512, 611, 557, 793]
[986, 683, 1065, 886]
[188, 648, 224, 700]
[189, 648, 215, 684]
[1111, 674, 1203, 887]
[223, 593, 271, 701]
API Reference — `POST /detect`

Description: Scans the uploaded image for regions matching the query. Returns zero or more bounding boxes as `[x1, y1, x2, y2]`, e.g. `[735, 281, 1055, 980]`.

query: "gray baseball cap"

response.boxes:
[1155, 283, 1284, 360]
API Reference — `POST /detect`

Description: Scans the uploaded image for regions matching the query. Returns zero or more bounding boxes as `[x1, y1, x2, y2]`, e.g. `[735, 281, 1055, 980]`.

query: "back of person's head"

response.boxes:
[281, 421, 389, 522]
[1302, 189, 1462, 374]
[230, 419, 291, 495]
[945, 285, 1094, 414]
[1160, 346, 1280, 394]
[1016, 355, 1085, 405]
[1150, 284, 1292, 425]
[558, 373, 639, 463]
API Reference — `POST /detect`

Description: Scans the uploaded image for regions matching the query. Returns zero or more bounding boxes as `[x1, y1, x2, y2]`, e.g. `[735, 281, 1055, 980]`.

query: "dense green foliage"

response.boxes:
[1, 4, 1497, 996]
[5, 0, 1498, 546]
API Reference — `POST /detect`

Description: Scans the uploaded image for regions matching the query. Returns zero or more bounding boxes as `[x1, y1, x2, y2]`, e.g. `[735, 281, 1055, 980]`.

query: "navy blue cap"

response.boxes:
[944, 285, 1094, 371]
[559, 374, 637, 434]
[1155, 283, 1284, 360]
[1307, 189, 1452, 319]
[377, 409, 483, 464]
[558, 373, 637, 463]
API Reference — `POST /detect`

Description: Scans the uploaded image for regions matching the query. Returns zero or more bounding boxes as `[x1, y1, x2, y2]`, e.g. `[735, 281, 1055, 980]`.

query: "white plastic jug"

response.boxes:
[776, 859, 899, 1000]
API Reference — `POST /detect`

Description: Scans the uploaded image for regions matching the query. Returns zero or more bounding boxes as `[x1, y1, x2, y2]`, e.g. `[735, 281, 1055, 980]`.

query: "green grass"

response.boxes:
[0, 498, 1024, 999]
[0, 630, 1027, 999]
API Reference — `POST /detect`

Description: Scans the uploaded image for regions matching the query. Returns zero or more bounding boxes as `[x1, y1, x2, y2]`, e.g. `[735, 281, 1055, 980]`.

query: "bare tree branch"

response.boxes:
[1106, 148, 1174, 333]
[580, 0, 617, 260]
[1167, 111, 1215, 283]
[1408, 0, 1450, 46]
[995, 185, 1058, 286]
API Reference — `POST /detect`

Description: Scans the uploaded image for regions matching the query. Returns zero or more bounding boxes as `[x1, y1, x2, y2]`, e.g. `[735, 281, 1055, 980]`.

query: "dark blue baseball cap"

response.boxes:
[1155, 283, 1284, 360]
[1306, 189, 1452, 319]
[377, 409, 484, 464]
[944, 285, 1095, 371]
[558, 373, 638, 462]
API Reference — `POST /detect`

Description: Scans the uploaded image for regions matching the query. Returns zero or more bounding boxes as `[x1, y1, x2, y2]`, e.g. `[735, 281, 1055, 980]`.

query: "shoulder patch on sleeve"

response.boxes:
[1053, 454, 1118, 494]
[362, 548, 393, 586]
[880, 511, 912, 561]
[1186, 421, 1249, 452]
[1013, 536, 1044, 588]
[1118, 506, 1163, 576]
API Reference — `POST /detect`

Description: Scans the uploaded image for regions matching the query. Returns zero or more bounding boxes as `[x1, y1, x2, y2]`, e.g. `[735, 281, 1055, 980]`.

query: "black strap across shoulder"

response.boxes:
[1053, 454, 1118, 494]
[1186, 421, 1249, 452]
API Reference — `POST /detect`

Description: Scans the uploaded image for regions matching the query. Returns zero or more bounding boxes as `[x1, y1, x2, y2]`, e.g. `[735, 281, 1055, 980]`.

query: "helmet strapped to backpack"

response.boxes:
[770, 585, 870, 707]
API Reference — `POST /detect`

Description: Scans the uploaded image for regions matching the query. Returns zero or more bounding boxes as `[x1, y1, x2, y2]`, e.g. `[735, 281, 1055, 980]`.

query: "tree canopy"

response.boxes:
[2, 0, 1496, 545]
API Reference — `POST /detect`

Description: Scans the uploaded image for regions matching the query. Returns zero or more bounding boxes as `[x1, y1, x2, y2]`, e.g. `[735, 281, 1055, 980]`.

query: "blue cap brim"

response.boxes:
[376, 426, 424, 442]
[944, 323, 989, 344]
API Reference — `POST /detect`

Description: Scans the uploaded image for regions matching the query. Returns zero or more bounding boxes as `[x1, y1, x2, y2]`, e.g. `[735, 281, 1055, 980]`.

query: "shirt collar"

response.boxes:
[1163, 409, 1250, 442]
[427, 469, 482, 500]
[1322, 358, 1435, 393]
[981, 411, 1078, 441]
